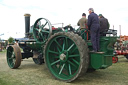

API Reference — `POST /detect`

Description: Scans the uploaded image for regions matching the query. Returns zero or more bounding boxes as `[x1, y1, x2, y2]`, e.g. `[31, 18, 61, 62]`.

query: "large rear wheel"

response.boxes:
[6, 45, 22, 69]
[44, 32, 89, 82]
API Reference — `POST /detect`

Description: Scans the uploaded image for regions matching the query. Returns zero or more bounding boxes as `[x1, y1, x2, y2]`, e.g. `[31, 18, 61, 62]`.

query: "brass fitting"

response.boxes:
[24, 14, 31, 17]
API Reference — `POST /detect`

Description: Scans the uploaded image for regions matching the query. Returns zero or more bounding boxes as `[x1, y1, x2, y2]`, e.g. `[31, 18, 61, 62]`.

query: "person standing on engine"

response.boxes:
[77, 13, 88, 40]
[99, 14, 109, 36]
[87, 8, 100, 52]
[77, 13, 87, 30]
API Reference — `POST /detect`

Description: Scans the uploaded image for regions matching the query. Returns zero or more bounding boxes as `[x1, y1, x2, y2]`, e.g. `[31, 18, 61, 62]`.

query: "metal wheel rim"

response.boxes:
[45, 35, 81, 80]
[7, 46, 15, 68]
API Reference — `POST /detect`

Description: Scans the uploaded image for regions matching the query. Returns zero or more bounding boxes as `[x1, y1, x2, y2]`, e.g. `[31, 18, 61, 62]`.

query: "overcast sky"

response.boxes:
[0, 0, 128, 39]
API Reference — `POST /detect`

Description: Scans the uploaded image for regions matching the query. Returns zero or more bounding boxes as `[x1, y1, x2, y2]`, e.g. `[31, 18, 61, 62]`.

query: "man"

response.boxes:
[77, 13, 87, 29]
[77, 13, 88, 40]
[99, 14, 109, 36]
[87, 8, 100, 52]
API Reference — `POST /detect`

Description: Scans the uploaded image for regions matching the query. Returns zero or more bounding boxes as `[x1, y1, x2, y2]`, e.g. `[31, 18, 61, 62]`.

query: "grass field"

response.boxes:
[0, 50, 128, 85]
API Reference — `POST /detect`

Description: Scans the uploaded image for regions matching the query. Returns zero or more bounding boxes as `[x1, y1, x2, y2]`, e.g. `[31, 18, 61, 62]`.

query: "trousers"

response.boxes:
[90, 24, 100, 51]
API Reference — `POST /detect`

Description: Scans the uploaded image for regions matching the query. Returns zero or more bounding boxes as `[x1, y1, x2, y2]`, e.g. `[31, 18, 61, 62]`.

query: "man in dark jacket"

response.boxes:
[99, 14, 109, 36]
[88, 8, 100, 52]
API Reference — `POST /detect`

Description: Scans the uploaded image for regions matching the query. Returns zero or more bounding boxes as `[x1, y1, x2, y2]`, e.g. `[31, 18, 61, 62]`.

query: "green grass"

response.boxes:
[0, 71, 23, 85]
[0, 77, 22, 85]
[0, 52, 128, 85]
[0, 50, 6, 53]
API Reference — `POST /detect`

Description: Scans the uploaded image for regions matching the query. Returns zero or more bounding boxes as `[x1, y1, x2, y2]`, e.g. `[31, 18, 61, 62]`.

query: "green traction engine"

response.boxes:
[6, 14, 117, 82]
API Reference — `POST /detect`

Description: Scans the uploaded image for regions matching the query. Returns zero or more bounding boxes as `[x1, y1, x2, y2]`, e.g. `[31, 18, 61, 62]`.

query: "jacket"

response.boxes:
[99, 17, 109, 33]
[77, 17, 87, 29]
[87, 12, 100, 30]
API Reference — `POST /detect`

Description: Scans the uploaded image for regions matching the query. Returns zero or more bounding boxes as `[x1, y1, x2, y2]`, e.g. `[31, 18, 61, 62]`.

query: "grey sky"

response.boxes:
[0, 0, 128, 39]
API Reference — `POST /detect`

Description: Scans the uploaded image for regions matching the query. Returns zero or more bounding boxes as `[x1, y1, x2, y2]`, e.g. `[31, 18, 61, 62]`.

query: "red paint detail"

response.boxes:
[112, 56, 118, 63]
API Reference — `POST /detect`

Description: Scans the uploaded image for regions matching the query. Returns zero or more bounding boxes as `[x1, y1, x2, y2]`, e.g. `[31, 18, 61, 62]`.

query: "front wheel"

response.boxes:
[33, 53, 44, 65]
[6, 45, 22, 69]
[33, 58, 44, 65]
[44, 32, 89, 82]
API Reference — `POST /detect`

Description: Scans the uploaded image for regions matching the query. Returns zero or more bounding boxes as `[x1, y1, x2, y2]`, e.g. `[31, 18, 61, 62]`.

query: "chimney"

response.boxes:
[24, 14, 31, 38]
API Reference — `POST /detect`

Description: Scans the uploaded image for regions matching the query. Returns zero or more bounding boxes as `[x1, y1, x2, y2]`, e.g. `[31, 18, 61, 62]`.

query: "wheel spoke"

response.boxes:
[55, 40, 62, 49]
[67, 44, 75, 52]
[65, 37, 68, 49]
[42, 30, 49, 33]
[12, 56, 15, 59]
[69, 64, 72, 75]
[57, 47, 61, 53]
[68, 54, 80, 58]
[12, 53, 15, 57]
[59, 63, 65, 75]
[62, 39, 65, 51]
[38, 32, 41, 38]
[40, 33, 45, 40]
[54, 56, 59, 58]
[8, 57, 12, 60]
[38, 21, 41, 25]
[72, 59, 79, 65]
[48, 50, 60, 55]
[59, 62, 62, 69]
[38, 21, 42, 29]
[51, 59, 60, 66]
[12, 58, 16, 63]
[8, 51, 12, 54]
[71, 47, 78, 53]
[40, 33, 43, 37]
[44, 35, 47, 40]
[68, 60, 77, 68]
[35, 28, 39, 32]
[11, 62, 14, 66]
[42, 22, 48, 28]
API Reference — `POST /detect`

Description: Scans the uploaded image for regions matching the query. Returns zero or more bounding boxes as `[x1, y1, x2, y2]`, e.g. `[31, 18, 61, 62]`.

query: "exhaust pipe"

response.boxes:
[24, 14, 31, 38]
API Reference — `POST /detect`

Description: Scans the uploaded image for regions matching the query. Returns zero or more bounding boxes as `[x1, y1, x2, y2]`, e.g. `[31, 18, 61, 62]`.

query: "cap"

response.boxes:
[99, 14, 102, 16]
[82, 13, 86, 16]
[88, 8, 94, 12]
[68, 24, 71, 26]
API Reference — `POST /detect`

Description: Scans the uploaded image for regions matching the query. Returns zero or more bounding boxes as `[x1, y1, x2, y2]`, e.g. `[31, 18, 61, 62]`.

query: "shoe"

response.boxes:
[97, 50, 100, 52]
[90, 50, 97, 53]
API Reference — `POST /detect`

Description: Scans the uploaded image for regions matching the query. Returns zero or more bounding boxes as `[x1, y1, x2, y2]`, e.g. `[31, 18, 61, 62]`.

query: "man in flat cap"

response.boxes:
[99, 14, 109, 36]
[77, 13, 88, 40]
[88, 8, 100, 52]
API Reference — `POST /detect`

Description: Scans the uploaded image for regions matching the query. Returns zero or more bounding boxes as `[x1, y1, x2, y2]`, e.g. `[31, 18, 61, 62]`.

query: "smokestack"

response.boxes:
[24, 14, 31, 38]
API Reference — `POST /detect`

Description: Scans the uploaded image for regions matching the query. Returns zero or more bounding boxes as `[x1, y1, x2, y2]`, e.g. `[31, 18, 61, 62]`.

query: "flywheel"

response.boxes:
[33, 18, 52, 43]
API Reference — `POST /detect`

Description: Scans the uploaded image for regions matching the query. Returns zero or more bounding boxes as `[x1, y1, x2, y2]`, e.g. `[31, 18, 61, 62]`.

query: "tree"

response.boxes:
[8, 37, 14, 44]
